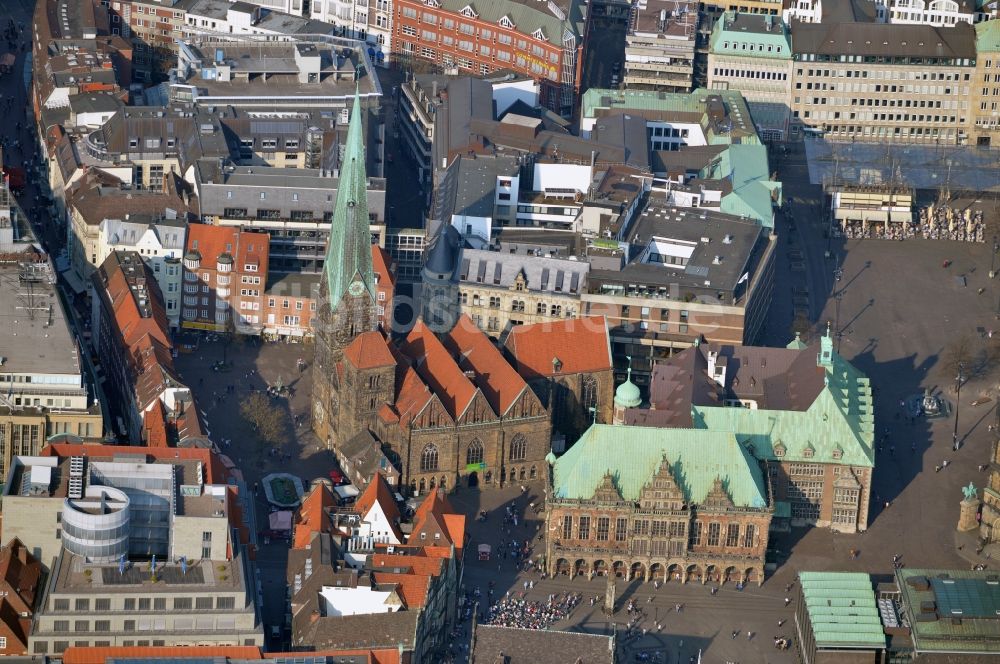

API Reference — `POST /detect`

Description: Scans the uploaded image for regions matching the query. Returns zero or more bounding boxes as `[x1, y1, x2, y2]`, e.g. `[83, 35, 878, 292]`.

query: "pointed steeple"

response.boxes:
[323, 87, 375, 310]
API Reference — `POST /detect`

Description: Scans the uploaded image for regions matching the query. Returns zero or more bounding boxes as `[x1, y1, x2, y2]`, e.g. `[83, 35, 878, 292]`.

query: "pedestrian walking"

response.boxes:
[784, 597, 791, 606]
[731, 630, 738, 640]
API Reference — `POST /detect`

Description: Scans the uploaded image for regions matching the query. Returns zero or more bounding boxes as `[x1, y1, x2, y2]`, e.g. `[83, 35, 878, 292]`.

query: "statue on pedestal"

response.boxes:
[958, 482, 981, 532]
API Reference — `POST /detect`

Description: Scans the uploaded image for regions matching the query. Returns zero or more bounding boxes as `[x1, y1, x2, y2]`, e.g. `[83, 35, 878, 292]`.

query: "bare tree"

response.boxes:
[240, 392, 288, 453]
[940, 335, 1000, 386]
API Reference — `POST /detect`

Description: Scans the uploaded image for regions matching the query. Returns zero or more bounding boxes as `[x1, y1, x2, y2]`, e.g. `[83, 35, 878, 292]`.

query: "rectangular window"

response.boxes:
[707, 522, 721, 546]
[633, 519, 648, 535]
[153, 598, 166, 611]
[726, 523, 740, 547]
[196, 597, 213, 610]
[615, 518, 627, 541]
[596, 517, 610, 541]
[54, 620, 70, 632]
[123, 598, 135, 611]
[95, 599, 111, 611]
[578, 516, 590, 540]
[562, 515, 572, 539]
[74, 620, 88, 632]
[690, 521, 702, 546]
[138, 598, 151, 611]
[75, 599, 89, 611]
[743, 524, 755, 548]
[216, 596, 236, 610]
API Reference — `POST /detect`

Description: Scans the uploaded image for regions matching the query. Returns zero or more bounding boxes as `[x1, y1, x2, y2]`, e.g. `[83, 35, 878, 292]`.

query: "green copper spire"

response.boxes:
[323, 88, 375, 309]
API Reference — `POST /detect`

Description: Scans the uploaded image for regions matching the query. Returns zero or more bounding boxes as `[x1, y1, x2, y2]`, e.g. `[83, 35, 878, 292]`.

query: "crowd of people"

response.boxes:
[917, 204, 986, 243]
[838, 204, 987, 243]
[482, 592, 582, 630]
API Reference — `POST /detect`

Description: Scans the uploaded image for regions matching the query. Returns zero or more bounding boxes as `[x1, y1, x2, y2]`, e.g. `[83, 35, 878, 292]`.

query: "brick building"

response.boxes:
[503, 316, 615, 443]
[545, 423, 772, 586]
[623, 331, 875, 533]
[0, 538, 43, 656]
[108, 0, 188, 81]
[181, 225, 270, 334]
[90, 251, 205, 445]
[391, 0, 585, 115]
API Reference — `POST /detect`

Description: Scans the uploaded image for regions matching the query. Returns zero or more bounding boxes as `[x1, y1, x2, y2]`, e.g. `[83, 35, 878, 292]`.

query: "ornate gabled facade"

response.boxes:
[545, 424, 772, 586]
[623, 330, 875, 534]
[317, 313, 552, 490]
[313, 89, 381, 445]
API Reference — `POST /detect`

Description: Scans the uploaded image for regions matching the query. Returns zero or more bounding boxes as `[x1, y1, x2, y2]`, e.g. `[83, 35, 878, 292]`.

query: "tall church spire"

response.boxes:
[323, 87, 375, 310]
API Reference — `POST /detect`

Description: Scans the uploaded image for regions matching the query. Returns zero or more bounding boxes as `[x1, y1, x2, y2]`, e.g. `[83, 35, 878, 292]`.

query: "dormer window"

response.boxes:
[802, 445, 815, 459]
[499, 15, 515, 29]
[532, 28, 547, 41]
[460, 4, 477, 18]
[832, 447, 843, 460]
[773, 442, 786, 458]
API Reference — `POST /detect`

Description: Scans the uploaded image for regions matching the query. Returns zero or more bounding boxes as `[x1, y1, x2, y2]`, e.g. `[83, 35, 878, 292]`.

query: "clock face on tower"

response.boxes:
[348, 281, 365, 297]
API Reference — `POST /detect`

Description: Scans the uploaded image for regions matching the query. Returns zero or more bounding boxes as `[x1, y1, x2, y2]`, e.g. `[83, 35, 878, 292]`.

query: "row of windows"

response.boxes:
[419, 434, 529, 472]
[798, 67, 967, 82]
[712, 67, 788, 82]
[562, 517, 758, 549]
[719, 41, 784, 54]
[50, 595, 234, 612]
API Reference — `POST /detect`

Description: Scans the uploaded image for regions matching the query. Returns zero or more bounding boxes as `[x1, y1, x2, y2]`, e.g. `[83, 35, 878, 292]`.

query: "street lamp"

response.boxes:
[953, 362, 965, 451]
[991, 236, 998, 279]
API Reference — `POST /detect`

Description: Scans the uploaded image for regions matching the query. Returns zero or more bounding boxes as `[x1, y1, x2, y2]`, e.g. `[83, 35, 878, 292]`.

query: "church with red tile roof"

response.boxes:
[318, 315, 551, 492]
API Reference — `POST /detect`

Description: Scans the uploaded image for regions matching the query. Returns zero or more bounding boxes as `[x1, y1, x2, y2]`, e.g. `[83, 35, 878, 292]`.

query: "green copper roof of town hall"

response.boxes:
[322, 88, 376, 309]
[552, 424, 768, 508]
[693, 336, 875, 467]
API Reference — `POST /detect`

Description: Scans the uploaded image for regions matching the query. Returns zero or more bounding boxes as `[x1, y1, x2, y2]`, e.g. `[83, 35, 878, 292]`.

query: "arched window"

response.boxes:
[582, 375, 598, 415]
[467, 439, 484, 466]
[529, 465, 537, 479]
[420, 444, 439, 472]
[509, 434, 527, 461]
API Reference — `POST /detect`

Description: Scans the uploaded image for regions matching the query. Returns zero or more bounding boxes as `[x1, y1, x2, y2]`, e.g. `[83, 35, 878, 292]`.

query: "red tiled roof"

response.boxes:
[397, 320, 478, 419]
[344, 331, 396, 370]
[504, 315, 613, 380]
[62, 646, 263, 664]
[186, 224, 240, 264]
[444, 315, 527, 416]
[372, 245, 396, 291]
[373, 572, 429, 609]
[0, 600, 28, 654]
[0, 538, 41, 617]
[371, 553, 445, 579]
[293, 484, 335, 550]
[143, 401, 169, 447]
[411, 489, 465, 554]
[354, 473, 403, 542]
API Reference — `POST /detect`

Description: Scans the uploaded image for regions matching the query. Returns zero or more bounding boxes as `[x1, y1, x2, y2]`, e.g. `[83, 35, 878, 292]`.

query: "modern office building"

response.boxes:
[0, 445, 261, 654]
[623, 0, 697, 92]
[707, 12, 794, 140]
[0, 256, 103, 479]
[788, 20, 976, 143]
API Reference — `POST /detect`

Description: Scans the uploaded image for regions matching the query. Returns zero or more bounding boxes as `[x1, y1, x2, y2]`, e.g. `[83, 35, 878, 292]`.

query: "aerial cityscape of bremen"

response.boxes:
[3, 0, 1000, 662]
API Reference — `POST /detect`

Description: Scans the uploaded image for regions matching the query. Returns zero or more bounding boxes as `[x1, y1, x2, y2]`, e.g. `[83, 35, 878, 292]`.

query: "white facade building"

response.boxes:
[98, 217, 186, 329]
